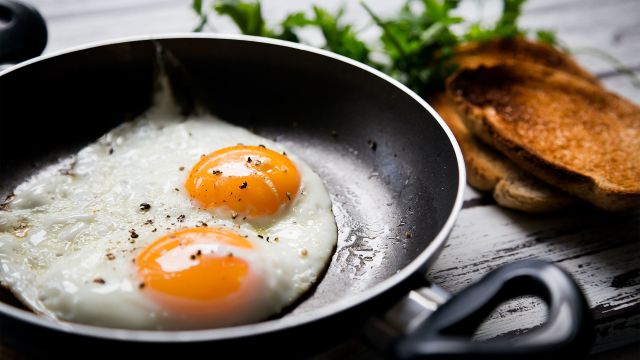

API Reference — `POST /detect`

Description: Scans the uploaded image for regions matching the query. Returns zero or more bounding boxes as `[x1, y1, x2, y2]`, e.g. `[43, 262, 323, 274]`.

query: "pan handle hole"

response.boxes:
[0, 5, 14, 27]
[471, 295, 548, 342]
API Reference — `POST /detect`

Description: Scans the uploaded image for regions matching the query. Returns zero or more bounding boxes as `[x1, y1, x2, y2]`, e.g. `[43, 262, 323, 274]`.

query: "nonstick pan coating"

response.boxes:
[0, 35, 464, 355]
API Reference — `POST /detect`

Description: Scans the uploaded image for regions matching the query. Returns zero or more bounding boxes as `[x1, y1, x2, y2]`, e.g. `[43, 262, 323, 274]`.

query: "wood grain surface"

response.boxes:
[1, 0, 639, 358]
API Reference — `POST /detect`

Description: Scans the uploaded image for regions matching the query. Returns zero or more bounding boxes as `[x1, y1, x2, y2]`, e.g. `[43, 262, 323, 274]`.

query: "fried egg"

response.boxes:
[0, 86, 337, 329]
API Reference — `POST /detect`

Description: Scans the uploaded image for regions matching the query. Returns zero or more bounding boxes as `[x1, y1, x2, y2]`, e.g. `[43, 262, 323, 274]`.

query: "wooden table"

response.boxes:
[2, 0, 639, 358]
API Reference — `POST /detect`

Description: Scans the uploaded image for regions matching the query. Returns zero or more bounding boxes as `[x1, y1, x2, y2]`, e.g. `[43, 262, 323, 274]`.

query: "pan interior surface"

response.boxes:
[0, 36, 461, 335]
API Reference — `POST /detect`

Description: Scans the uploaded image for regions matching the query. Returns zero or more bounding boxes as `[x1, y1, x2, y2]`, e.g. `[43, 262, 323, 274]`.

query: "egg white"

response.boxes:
[0, 86, 337, 329]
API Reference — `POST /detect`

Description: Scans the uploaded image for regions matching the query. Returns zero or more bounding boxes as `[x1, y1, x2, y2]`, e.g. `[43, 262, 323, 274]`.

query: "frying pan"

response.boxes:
[0, 1, 593, 359]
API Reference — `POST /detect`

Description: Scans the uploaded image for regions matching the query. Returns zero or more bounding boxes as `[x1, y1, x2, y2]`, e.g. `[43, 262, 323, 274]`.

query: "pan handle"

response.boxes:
[0, 0, 47, 64]
[391, 260, 594, 359]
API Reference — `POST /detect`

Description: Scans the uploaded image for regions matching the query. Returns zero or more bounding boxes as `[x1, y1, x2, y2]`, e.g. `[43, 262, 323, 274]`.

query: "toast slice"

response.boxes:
[448, 63, 640, 210]
[454, 38, 599, 84]
[430, 38, 588, 212]
[429, 92, 576, 212]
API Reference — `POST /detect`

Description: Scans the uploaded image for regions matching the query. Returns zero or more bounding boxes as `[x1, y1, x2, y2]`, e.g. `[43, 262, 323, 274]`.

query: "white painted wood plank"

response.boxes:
[428, 203, 640, 348]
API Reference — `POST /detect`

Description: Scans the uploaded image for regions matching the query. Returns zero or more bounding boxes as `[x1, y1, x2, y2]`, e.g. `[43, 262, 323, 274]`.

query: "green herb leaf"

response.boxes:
[464, 0, 527, 42]
[213, 0, 270, 37]
[363, 0, 461, 93]
[281, 12, 313, 28]
[496, 0, 526, 36]
[305, 6, 372, 64]
[192, 0, 203, 15]
[536, 30, 558, 45]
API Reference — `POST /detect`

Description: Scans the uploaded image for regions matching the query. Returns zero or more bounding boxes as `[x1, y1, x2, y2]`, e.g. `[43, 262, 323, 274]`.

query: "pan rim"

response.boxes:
[0, 33, 466, 342]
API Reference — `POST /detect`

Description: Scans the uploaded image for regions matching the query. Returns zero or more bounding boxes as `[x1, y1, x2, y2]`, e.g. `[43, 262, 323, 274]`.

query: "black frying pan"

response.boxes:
[0, 2, 593, 359]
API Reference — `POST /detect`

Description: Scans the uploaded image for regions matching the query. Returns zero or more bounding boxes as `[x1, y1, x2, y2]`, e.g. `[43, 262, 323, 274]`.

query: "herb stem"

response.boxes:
[360, 1, 408, 62]
[571, 47, 640, 88]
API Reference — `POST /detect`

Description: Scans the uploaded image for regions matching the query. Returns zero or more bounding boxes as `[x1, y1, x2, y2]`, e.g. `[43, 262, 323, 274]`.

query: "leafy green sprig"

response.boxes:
[208, 0, 374, 65]
[280, 6, 373, 64]
[192, 0, 557, 93]
[362, 0, 464, 92]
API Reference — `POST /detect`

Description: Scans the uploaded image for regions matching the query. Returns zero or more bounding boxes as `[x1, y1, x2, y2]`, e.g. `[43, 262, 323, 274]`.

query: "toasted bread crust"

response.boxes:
[430, 92, 576, 212]
[438, 38, 592, 212]
[449, 63, 640, 210]
[493, 176, 577, 213]
[430, 92, 506, 191]
[454, 38, 599, 84]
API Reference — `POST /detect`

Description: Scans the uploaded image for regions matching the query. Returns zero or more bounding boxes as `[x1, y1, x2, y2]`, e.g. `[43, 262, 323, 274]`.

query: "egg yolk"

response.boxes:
[136, 227, 254, 308]
[185, 145, 300, 218]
